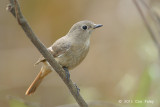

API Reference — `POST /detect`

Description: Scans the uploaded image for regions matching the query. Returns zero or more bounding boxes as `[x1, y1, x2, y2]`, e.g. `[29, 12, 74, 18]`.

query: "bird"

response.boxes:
[25, 20, 103, 95]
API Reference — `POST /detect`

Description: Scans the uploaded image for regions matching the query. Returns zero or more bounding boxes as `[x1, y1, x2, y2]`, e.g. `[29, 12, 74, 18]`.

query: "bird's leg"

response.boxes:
[63, 67, 80, 95]
[73, 82, 80, 95]
[63, 67, 70, 80]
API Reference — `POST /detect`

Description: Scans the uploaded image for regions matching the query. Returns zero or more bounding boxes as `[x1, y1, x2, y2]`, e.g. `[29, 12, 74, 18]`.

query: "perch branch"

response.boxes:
[7, 0, 88, 107]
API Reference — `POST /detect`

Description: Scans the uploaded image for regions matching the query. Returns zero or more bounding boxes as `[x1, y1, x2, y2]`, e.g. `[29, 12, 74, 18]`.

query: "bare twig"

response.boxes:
[139, 0, 160, 38]
[133, 0, 160, 57]
[7, 0, 88, 107]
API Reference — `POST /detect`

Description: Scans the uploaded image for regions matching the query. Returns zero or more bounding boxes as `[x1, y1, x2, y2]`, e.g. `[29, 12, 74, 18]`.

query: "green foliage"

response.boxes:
[8, 96, 39, 107]
[132, 67, 152, 107]
[9, 99, 28, 107]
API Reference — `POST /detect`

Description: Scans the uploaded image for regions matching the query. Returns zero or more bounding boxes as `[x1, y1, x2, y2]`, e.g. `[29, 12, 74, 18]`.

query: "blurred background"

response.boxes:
[1, 0, 160, 107]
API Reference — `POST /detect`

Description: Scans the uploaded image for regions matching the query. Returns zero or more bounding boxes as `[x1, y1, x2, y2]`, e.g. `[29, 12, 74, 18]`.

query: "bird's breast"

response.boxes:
[55, 40, 90, 70]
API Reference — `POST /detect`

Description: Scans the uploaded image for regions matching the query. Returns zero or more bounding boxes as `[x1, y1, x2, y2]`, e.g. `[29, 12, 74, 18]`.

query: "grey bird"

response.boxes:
[25, 20, 103, 95]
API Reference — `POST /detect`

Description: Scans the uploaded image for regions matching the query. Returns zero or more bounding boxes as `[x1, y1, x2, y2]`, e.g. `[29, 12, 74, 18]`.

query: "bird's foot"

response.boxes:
[73, 83, 80, 95]
[63, 67, 70, 80]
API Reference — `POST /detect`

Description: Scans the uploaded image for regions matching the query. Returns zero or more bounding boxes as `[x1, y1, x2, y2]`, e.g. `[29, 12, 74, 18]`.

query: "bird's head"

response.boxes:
[67, 20, 103, 40]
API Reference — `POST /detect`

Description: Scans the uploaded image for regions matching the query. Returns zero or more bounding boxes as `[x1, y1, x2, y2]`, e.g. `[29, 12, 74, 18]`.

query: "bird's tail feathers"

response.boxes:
[25, 67, 51, 95]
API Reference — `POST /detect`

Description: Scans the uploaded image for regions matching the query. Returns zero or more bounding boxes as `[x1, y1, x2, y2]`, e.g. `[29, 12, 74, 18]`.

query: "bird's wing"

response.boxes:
[34, 37, 71, 65]
[34, 49, 53, 65]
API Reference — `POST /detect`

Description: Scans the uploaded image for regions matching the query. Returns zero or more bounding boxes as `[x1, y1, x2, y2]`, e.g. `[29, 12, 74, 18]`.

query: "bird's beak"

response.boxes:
[93, 24, 103, 29]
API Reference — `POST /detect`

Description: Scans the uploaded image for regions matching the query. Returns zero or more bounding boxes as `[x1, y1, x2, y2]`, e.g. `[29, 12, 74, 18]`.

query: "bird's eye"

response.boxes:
[82, 25, 88, 30]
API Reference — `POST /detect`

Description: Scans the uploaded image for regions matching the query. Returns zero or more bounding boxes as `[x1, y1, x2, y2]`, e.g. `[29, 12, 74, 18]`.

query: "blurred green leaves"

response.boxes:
[7, 96, 39, 107]
[9, 100, 28, 107]
[132, 66, 151, 107]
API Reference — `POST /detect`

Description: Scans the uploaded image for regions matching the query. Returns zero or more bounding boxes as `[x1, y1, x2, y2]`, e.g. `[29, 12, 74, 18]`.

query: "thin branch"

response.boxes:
[7, 0, 88, 107]
[139, 0, 160, 38]
[133, 0, 160, 57]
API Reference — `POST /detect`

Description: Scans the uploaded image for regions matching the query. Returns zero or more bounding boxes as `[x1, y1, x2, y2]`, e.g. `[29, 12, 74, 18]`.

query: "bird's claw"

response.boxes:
[73, 83, 80, 95]
[63, 67, 70, 80]
[63, 67, 80, 95]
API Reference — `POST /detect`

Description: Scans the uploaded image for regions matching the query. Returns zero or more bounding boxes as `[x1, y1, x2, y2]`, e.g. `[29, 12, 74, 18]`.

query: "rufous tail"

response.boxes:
[25, 68, 51, 95]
